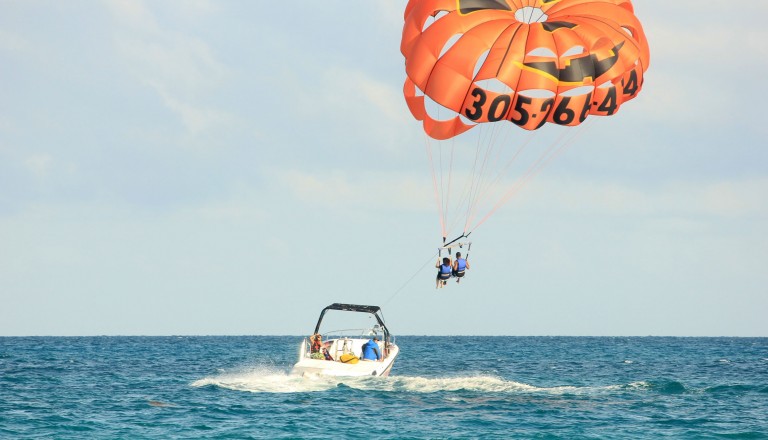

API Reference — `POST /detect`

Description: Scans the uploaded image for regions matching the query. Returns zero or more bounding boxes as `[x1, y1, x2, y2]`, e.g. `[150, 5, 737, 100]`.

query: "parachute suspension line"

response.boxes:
[469, 120, 595, 233]
[382, 251, 439, 307]
[460, 119, 503, 237]
[472, 124, 527, 209]
[461, 18, 550, 233]
[470, 129, 570, 232]
[464, 119, 496, 230]
[423, 99, 594, 244]
[435, 116, 459, 239]
[463, 117, 512, 232]
[435, 103, 452, 239]
[438, 137, 459, 239]
[465, 127, 538, 230]
[425, 136, 447, 239]
[536, 117, 596, 174]
[446, 123, 483, 238]
[437, 135, 448, 234]
[443, 131, 480, 238]
[443, 137, 456, 238]
[439, 122, 485, 239]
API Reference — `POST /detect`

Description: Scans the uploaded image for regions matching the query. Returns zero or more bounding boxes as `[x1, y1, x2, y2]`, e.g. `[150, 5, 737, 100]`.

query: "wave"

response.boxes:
[190, 366, 334, 393]
[191, 367, 652, 395]
[193, 367, 766, 397]
[377, 376, 639, 395]
[704, 384, 758, 394]
[194, 368, 763, 398]
[646, 380, 688, 394]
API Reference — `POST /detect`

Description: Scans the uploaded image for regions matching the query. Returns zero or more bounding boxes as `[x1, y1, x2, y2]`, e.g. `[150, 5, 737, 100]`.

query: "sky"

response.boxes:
[1, 1, 766, 337]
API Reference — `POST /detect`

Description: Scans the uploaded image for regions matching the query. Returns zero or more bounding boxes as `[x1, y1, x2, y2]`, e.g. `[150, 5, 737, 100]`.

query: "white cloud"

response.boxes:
[3, 0, 766, 336]
[190, 193, 268, 224]
[170, 0, 220, 21]
[520, 176, 768, 219]
[630, 3, 768, 129]
[0, 115, 12, 135]
[630, 70, 697, 125]
[24, 154, 54, 180]
[314, 67, 413, 154]
[338, 69, 406, 124]
[0, 28, 30, 53]
[273, 168, 432, 212]
[106, 0, 234, 137]
[114, 35, 228, 93]
[148, 81, 235, 136]
[375, 1, 404, 23]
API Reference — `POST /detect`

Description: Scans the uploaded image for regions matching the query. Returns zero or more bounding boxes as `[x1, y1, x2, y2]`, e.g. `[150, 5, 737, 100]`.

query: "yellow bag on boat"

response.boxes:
[339, 353, 359, 364]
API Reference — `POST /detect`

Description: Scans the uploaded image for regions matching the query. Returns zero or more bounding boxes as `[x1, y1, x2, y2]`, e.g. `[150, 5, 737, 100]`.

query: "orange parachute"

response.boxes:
[402, 0, 650, 140]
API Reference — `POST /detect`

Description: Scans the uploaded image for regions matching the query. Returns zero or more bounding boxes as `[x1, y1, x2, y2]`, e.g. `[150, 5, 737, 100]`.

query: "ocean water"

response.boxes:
[1, 336, 766, 439]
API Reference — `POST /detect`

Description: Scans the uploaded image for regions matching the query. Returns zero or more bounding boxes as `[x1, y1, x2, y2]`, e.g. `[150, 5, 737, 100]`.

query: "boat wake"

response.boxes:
[190, 366, 332, 393]
[191, 366, 650, 395]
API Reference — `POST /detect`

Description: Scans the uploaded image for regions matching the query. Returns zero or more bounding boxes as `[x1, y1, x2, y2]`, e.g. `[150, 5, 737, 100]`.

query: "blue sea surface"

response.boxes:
[1, 336, 767, 439]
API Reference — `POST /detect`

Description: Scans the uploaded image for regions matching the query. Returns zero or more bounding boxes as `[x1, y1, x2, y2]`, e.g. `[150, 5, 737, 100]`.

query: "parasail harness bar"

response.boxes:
[438, 233, 472, 257]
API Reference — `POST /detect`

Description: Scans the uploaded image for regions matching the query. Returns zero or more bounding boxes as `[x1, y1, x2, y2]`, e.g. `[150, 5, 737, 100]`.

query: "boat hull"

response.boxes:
[291, 345, 399, 377]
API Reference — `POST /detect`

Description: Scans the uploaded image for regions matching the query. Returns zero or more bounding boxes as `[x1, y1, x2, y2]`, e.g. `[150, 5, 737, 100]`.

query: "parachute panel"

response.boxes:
[401, 0, 650, 139]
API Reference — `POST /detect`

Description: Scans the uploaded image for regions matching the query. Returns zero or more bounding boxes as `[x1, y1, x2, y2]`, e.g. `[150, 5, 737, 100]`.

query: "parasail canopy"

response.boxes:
[401, 0, 650, 140]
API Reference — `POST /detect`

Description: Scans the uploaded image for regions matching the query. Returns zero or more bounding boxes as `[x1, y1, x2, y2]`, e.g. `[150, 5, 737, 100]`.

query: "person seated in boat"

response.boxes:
[321, 347, 334, 361]
[436, 257, 452, 288]
[310, 334, 323, 353]
[361, 336, 382, 361]
[452, 252, 470, 283]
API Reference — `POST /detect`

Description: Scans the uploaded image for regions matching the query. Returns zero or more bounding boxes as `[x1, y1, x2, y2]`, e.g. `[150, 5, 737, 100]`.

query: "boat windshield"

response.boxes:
[314, 310, 386, 340]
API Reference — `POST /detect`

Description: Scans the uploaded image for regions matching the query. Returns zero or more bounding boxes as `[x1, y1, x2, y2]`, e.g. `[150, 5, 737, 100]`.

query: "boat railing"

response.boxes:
[300, 328, 395, 361]
[323, 328, 379, 338]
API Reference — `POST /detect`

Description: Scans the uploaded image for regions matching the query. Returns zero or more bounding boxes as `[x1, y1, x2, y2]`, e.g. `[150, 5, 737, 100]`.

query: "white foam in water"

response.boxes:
[192, 369, 642, 395]
[384, 376, 536, 393]
[191, 366, 341, 393]
[625, 381, 651, 390]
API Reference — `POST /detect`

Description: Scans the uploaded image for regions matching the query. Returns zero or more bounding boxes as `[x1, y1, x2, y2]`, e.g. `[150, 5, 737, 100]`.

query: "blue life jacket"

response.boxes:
[362, 340, 381, 360]
[440, 264, 452, 274]
[456, 258, 467, 271]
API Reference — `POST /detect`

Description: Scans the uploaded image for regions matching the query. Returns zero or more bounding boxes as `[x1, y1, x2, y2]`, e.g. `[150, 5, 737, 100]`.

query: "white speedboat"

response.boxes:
[291, 303, 399, 377]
